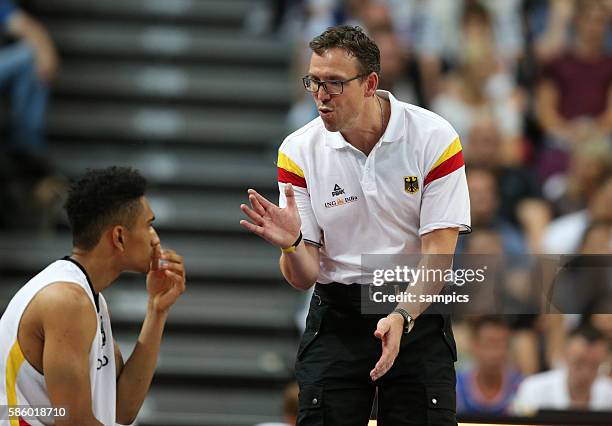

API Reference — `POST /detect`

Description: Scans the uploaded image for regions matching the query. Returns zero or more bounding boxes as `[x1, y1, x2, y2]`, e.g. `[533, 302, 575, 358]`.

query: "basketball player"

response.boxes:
[0, 167, 186, 425]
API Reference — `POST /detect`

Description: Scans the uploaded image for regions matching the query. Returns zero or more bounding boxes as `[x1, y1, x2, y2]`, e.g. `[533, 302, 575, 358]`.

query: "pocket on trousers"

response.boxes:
[296, 298, 328, 361]
[426, 384, 456, 426]
[297, 384, 323, 426]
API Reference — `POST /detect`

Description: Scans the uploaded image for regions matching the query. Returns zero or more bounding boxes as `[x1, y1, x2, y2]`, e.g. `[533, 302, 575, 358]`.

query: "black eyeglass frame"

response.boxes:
[302, 73, 368, 95]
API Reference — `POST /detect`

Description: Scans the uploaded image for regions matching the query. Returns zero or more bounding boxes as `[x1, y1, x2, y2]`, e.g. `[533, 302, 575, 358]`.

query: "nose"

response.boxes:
[314, 85, 331, 103]
[150, 227, 160, 246]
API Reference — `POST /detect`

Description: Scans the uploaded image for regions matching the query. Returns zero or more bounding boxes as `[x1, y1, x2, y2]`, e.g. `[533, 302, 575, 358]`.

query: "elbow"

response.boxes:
[282, 267, 318, 291]
[116, 409, 138, 425]
[280, 257, 319, 291]
[284, 268, 317, 291]
[288, 277, 317, 291]
[116, 416, 137, 426]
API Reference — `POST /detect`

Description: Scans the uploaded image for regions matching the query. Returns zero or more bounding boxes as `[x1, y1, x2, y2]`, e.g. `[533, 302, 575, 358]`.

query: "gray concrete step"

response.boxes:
[46, 101, 286, 146]
[0, 277, 303, 331]
[47, 21, 290, 65]
[56, 62, 291, 107]
[32, 0, 254, 27]
[48, 142, 278, 190]
[115, 333, 296, 381]
[147, 189, 278, 232]
[0, 232, 282, 280]
[140, 387, 286, 426]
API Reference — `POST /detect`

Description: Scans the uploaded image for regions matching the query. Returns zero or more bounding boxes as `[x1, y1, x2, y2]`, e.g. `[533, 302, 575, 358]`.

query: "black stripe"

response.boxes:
[459, 225, 472, 235]
[304, 238, 322, 248]
[62, 256, 99, 312]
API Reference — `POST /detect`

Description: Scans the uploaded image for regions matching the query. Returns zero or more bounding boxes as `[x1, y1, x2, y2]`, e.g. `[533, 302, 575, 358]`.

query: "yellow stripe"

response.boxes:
[6, 340, 25, 426]
[277, 152, 304, 178]
[430, 137, 462, 171]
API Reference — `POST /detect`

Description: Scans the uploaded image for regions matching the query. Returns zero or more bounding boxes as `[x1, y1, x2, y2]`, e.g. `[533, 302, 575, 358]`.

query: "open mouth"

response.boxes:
[319, 109, 333, 118]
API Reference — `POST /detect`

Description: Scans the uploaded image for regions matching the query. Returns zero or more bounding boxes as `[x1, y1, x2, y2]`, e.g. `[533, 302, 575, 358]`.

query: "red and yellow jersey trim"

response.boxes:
[424, 137, 464, 186]
[277, 151, 307, 188]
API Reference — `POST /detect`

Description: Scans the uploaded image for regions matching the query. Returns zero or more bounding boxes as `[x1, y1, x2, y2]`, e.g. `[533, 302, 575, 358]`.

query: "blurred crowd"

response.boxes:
[2, 0, 612, 419]
[270, 0, 612, 418]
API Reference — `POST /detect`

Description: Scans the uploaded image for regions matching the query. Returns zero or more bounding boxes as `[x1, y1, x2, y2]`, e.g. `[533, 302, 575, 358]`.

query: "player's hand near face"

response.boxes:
[240, 184, 302, 248]
[146, 245, 186, 313]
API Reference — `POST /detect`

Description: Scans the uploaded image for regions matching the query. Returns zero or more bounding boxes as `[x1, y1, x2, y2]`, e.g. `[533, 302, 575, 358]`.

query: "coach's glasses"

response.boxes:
[302, 74, 366, 95]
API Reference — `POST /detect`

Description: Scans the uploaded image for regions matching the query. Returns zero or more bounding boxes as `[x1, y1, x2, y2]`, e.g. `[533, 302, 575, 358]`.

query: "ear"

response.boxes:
[364, 72, 379, 98]
[111, 225, 126, 252]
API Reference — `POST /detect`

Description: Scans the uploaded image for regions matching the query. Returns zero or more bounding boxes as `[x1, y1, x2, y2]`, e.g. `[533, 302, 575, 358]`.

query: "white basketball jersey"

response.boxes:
[0, 258, 116, 425]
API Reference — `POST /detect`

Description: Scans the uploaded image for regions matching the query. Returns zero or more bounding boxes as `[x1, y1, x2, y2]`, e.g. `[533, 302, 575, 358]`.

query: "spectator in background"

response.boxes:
[255, 381, 298, 426]
[587, 312, 612, 380]
[542, 134, 612, 217]
[579, 220, 612, 255]
[548, 221, 612, 320]
[543, 175, 612, 254]
[535, 0, 611, 177]
[513, 325, 612, 413]
[465, 117, 552, 252]
[287, 0, 372, 130]
[526, 0, 612, 64]
[380, 0, 441, 106]
[400, 0, 524, 105]
[456, 316, 522, 415]
[429, 0, 525, 69]
[431, 2, 525, 165]
[0, 0, 59, 152]
[358, 1, 413, 102]
[462, 168, 527, 256]
[0, 1, 64, 231]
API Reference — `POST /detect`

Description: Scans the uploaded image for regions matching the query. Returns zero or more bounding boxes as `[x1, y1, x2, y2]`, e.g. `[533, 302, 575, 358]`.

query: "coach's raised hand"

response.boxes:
[240, 184, 320, 290]
[240, 184, 301, 248]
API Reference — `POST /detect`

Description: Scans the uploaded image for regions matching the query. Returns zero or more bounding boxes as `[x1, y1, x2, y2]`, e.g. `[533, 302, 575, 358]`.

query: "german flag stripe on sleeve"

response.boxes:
[277, 151, 307, 188]
[424, 137, 464, 186]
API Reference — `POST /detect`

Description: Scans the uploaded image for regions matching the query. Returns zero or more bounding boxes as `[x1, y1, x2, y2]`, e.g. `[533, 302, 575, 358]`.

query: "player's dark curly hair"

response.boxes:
[309, 25, 381, 76]
[65, 167, 147, 250]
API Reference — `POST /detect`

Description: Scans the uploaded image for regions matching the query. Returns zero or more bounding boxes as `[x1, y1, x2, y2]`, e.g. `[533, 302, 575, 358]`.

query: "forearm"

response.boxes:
[596, 102, 612, 134]
[7, 12, 55, 54]
[394, 255, 451, 320]
[394, 228, 458, 320]
[280, 242, 319, 290]
[535, 86, 569, 137]
[115, 304, 167, 424]
[534, 14, 570, 61]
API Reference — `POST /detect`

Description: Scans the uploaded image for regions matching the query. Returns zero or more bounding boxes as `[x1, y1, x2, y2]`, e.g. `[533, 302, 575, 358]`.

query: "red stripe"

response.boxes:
[278, 167, 307, 188]
[424, 150, 464, 186]
[19, 417, 31, 426]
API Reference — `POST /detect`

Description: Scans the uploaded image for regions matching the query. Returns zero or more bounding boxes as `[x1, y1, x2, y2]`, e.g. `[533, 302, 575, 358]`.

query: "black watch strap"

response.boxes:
[392, 307, 413, 334]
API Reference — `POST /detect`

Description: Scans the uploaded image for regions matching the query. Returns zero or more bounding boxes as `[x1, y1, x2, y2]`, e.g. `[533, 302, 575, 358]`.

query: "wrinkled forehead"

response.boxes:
[308, 48, 362, 79]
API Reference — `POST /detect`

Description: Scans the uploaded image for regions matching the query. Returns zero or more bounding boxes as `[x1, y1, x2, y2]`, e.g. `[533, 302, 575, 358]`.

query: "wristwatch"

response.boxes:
[391, 307, 414, 334]
[281, 231, 303, 254]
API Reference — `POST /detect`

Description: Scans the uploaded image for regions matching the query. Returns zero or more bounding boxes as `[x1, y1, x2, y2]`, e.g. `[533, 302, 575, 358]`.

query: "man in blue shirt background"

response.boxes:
[456, 316, 523, 415]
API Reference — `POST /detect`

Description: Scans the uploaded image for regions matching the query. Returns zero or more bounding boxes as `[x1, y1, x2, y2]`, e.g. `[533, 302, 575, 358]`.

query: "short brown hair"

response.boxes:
[309, 25, 381, 75]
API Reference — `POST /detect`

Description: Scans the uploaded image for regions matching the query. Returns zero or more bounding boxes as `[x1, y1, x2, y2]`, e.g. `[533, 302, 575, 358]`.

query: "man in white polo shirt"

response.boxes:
[241, 25, 470, 425]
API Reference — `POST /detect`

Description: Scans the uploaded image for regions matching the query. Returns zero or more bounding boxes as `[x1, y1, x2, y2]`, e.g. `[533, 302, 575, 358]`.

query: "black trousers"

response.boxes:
[295, 283, 457, 426]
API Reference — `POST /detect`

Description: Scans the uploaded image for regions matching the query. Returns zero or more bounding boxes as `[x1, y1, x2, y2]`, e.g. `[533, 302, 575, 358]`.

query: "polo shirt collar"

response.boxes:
[325, 90, 404, 150]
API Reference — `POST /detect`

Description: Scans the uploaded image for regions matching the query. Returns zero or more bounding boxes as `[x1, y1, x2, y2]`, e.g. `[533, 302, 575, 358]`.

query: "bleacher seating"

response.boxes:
[0, 0, 301, 424]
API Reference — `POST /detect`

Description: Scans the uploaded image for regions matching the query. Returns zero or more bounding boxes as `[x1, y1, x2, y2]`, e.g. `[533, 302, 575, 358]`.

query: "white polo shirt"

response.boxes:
[278, 91, 470, 284]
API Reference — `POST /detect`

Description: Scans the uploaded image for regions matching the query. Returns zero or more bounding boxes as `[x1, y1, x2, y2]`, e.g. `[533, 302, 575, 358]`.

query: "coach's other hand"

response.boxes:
[370, 314, 405, 381]
[240, 185, 301, 248]
[147, 247, 186, 313]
